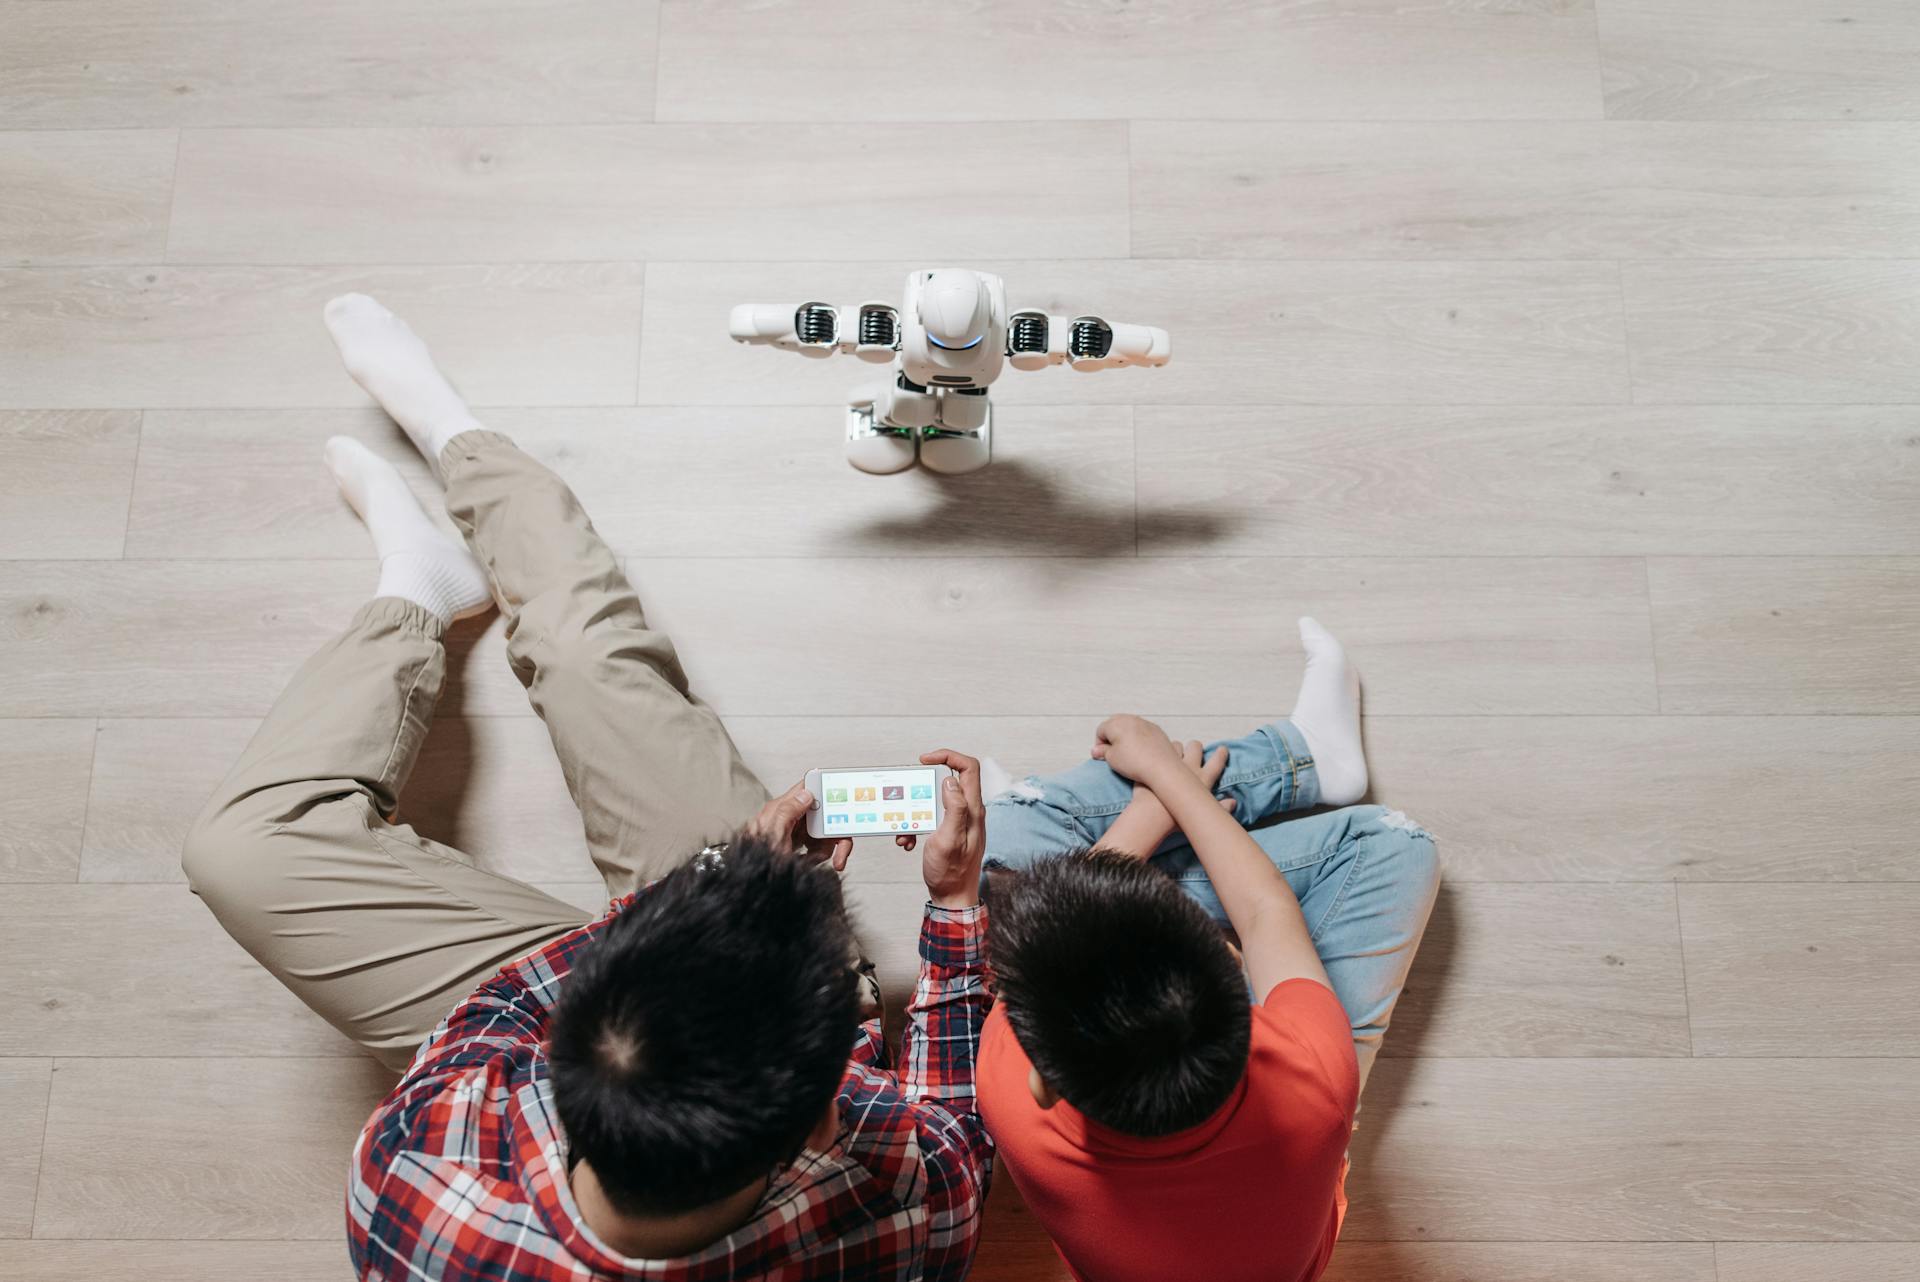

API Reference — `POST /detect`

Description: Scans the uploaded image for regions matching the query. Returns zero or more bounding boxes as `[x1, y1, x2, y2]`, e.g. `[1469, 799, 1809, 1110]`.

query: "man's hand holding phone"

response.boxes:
[746, 781, 854, 872]
[894, 749, 987, 910]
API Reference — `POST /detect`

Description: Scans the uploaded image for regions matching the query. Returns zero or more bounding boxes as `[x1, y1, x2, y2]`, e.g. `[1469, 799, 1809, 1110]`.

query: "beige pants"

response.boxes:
[183, 431, 770, 1070]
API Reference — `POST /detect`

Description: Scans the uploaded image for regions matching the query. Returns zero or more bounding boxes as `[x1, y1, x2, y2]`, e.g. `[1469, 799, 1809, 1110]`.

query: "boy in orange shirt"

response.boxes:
[977, 622, 1438, 1282]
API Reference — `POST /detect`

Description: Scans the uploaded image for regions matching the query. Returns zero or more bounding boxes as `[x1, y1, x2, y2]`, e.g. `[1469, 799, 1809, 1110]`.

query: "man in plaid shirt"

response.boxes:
[182, 296, 994, 1280]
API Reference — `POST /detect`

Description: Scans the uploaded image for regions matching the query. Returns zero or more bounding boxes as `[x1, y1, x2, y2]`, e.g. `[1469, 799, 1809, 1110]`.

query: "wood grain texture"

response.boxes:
[0, 131, 177, 266]
[0, 1241, 349, 1281]
[638, 260, 1631, 407]
[625, 556, 1657, 716]
[169, 124, 1128, 262]
[34, 1056, 393, 1239]
[1680, 885, 1920, 1058]
[656, 0, 1605, 122]
[1600, 0, 1920, 121]
[1623, 260, 1920, 403]
[1366, 716, 1920, 882]
[0, 410, 141, 558]
[1649, 557, 1920, 714]
[1715, 1243, 1920, 1282]
[1384, 883, 1691, 1059]
[0, 1060, 51, 1238]
[1324, 1242, 1718, 1282]
[0, 718, 95, 882]
[1136, 404, 1920, 557]
[1345, 1058, 1920, 1241]
[0, 0, 657, 128]
[126, 406, 1139, 560]
[0, 884, 356, 1056]
[0, 263, 645, 410]
[1134, 121, 1920, 259]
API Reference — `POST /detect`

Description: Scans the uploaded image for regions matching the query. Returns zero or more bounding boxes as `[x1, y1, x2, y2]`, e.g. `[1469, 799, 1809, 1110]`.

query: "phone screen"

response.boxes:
[816, 766, 941, 836]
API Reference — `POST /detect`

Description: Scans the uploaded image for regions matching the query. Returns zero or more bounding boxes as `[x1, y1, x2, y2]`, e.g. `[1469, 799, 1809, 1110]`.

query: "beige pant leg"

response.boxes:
[438, 430, 770, 894]
[183, 598, 590, 1071]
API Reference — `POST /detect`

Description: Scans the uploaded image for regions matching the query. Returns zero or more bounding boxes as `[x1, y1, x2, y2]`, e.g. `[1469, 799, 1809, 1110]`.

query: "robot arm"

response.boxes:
[728, 301, 900, 363]
[1004, 310, 1171, 372]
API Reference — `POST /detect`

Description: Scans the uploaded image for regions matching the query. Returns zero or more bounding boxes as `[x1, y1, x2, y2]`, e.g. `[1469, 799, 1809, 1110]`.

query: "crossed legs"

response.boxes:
[183, 297, 768, 1071]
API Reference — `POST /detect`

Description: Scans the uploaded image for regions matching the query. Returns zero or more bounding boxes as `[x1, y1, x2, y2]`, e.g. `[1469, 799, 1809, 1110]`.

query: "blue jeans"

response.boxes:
[984, 721, 1439, 1092]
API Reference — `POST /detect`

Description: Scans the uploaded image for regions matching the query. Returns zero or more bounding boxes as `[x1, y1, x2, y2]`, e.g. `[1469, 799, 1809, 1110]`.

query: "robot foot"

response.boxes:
[846, 399, 919, 475]
[918, 424, 991, 475]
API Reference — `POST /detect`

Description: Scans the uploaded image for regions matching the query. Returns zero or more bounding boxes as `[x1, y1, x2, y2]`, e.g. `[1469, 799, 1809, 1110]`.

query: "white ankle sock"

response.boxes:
[324, 436, 493, 626]
[1288, 617, 1368, 806]
[324, 293, 485, 467]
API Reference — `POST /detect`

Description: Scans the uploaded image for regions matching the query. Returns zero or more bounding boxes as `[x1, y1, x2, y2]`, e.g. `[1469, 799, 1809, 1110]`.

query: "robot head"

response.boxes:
[917, 269, 991, 351]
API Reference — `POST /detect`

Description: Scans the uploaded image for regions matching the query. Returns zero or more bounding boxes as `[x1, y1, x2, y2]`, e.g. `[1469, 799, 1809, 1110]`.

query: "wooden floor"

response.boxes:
[4, 3, 1919, 1279]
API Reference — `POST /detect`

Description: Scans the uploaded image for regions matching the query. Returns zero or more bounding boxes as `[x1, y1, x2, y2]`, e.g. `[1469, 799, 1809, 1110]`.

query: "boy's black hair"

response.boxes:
[548, 834, 861, 1216]
[986, 851, 1251, 1137]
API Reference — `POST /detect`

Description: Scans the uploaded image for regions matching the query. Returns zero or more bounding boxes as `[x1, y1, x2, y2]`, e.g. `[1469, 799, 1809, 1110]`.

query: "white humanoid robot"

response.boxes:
[728, 268, 1171, 474]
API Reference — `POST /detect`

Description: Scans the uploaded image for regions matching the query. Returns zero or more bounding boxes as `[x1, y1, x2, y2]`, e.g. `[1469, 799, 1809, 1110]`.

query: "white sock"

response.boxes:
[1288, 617, 1368, 806]
[323, 293, 485, 467]
[324, 436, 493, 626]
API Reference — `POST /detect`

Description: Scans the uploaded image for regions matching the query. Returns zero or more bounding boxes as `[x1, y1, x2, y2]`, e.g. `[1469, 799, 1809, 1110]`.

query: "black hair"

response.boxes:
[548, 834, 861, 1216]
[985, 851, 1252, 1137]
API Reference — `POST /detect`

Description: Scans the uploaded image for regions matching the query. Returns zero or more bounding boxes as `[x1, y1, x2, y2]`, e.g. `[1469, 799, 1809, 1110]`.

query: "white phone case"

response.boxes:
[804, 764, 952, 839]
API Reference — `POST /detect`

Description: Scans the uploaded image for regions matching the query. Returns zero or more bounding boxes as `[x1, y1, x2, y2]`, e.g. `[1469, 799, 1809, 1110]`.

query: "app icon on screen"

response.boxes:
[910, 784, 933, 800]
[825, 788, 848, 803]
[826, 814, 848, 827]
[854, 787, 877, 802]
[912, 810, 933, 822]
[884, 811, 905, 823]
[882, 785, 904, 800]
[856, 812, 877, 824]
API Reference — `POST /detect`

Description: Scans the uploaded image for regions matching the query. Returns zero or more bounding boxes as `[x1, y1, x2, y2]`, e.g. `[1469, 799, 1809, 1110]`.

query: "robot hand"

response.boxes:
[1004, 311, 1172, 372]
[728, 301, 900, 363]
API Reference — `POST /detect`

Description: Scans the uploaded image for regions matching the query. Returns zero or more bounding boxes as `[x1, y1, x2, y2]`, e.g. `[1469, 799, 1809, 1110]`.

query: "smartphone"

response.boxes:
[804, 763, 952, 839]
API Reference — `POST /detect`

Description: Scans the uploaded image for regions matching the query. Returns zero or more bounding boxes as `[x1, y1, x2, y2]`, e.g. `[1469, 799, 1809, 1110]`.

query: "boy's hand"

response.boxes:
[1108, 740, 1235, 857]
[894, 750, 987, 909]
[747, 781, 853, 872]
[1091, 714, 1187, 786]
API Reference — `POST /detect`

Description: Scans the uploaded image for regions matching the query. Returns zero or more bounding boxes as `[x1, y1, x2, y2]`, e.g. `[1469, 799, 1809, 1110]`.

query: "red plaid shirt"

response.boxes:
[347, 892, 993, 1281]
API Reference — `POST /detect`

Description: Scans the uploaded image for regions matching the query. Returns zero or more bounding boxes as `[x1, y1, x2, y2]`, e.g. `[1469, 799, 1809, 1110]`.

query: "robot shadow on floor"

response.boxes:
[835, 455, 1243, 560]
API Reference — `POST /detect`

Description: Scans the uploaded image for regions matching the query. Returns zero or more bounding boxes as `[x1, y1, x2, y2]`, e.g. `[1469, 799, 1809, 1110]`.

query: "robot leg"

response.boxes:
[918, 389, 992, 475]
[846, 376, 936, 475]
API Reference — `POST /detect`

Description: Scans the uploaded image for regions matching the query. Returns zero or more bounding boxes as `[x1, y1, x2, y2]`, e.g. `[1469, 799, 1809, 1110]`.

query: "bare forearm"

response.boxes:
[1145, 765, 1330, 995]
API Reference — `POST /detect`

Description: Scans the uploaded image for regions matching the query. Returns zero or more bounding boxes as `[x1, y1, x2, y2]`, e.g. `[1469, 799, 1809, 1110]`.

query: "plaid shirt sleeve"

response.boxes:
[896, 901, 995, 1282]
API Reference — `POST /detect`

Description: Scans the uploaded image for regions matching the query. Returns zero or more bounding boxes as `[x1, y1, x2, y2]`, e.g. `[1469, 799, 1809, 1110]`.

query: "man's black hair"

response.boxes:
[986, 851, 1251, 1137]
[548, 834, 861, 1216]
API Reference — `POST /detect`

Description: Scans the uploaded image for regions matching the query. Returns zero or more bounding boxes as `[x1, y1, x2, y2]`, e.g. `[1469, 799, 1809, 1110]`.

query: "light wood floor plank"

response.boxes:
[1324, 1242, 1717, 1282]
[0, 131, 177, 267]
[1345, 1058, 1920, 1241]
[169, 124, 1128, 263]
[1649, 557, 1920, 714]
[1136, 404, 1920, 557]
[0, 410, 140, 559]
[1600, 0, 1920, 120]
[0, 1241, 347, 1281]
[34, 1057, 392, 1239]
[1680, 884, 1920, 1058]
[0, 263, 645, 410]
[0, 884, 355, 1057]
[0, 1060, 51, 1238]
[641, 260, 1630, 407]
[656, 0, 1604, 122]
[1367, 716, 1920, 882]
[126, 406, 1138, 560]
[1386, 883, 1690, 1059]
[1715, 1243, 1920, 1282]
[1134, 121, 1920, 259]
[1623, 260, 1920, 403]
[0, 718, 95, 883]
[0, 0, 656, 129]
[626, 556, 1656, 717]
[1, 557, 1656, 718]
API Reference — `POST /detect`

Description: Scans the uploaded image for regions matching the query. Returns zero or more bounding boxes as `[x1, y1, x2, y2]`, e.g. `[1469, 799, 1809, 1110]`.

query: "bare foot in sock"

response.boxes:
[325, 436, 493, 625]
[324, 294, 484, 467]
[1289, 617, 1367, 806]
